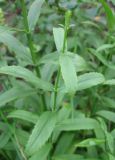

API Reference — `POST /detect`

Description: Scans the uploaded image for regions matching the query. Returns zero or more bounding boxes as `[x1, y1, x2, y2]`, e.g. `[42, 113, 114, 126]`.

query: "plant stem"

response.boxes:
[20, 0, 37, 68]
[20, 0, 46, 111]
[53, 67, 61, 111]
[53, 10, 71, 110]
[70, 94, 74, 119]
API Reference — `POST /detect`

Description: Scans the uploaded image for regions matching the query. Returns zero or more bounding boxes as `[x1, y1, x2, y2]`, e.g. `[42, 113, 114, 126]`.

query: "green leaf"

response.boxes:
[0, 30, 32, 65]
[57, 104, 71, 122]
[16, 129, 29, 146]
[53, 28, 64, 52]
[26, 112, 57, 155]
[102, 97, 115, 109]
[104, 79, 115, 85]
[75, 138, 105, 148]
[59, 54, 78, 94]
[108, 154, 115, 160]
[29, 143, 52, 160]
[96, 118, 114, 154]
[90, 49, 115, 70]
[8, 110, 39, 124]
[0, 66, 53, 91]
[39, 52, 59, 65]
[53, 154, 84, 160]
[67, 52, 89, 72]
[52, 104, 71, 142]
[96, 110, 115, 123]
[0, 129, 11, 149]
[0, 87, 37, 107]
[0, 25, 13, 34]
[54, 133, 75, 155]
[53, 154, 99, 160]
[56, 118, 99, 131]
[96, 44, 115, 52]
[99, 0, 115, 30]
[40, 51, 88, 73]
[106, 132, 114, 154]
[28, 0, 45, 31]
[77, 72, 105, 91]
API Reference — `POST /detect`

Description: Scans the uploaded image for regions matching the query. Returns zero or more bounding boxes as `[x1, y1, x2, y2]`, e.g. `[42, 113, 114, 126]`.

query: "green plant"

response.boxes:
[0, 0, 115, 160]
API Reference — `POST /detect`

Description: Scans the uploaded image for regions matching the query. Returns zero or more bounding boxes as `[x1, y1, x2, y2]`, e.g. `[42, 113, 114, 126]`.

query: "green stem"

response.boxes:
[53, 10, 71, 111]
[70, 94, 74, 119]
[53, 67, 61, 111]
[20, 0, 46, 111]
[20, 0, 39, 75]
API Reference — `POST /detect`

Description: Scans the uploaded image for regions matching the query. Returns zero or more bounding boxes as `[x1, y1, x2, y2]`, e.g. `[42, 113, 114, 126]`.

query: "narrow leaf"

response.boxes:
[67, 52, 89, 72]
[102, 97, 115, 109]
[77, 72, 105, 91]
[26, 112, 57, 155]
[104, 79, 115, 85]
[90, 49, 115, 70]
[96, 44, 115, 52]
[99, 0, 115, 30]
[53, 28, 64, 52]
[0, 66, 53, 91]
[0, 87, 37, 107]
[56, 118, 99, 131]
[28, 0, 45, 31]
[75, 138, 105, 148]
[53, 154, 100, 160]
[54, 133, 75, 155]
[59, 55, 78, 94]
[8, 110, 39, 124]
[96, 110, 115, 123]
[29, 143, 52, 160]
[0, 30, 32, 64]
[0, 129, 11, 149]
[53, 154, 83, 160]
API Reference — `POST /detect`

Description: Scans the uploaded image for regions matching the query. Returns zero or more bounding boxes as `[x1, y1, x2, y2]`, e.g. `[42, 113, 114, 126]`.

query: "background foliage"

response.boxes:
[0, 0, 115, 160]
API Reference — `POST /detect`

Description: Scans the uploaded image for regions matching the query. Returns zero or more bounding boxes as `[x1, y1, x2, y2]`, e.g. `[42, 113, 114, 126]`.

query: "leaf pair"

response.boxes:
[25, 111, 100, 157]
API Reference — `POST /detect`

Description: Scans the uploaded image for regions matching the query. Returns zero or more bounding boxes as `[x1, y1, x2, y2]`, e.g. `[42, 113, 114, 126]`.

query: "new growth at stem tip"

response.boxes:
[65, 10, 72, 30]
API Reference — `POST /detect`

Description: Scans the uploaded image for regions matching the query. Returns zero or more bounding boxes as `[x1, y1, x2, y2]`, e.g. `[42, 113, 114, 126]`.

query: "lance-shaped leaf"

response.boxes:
[77, 72, 105, 91]
[0, 129, 11, 149]
[28, 0, 45, 31]
[0, 66, 53, 91]
[53, 28, 64, 52]
[59, 54, 78, 94]
[89, 49, 115, 70]
[96, 110, 115, 123]
[29, 143, 52, 160]
[8, 110, 39, 124]
[75, 138, 105, 148]
[53, 154, 84, 160]
[67, 52, 89, 72]
[0, 87, 37, 107]
[26, 112, 57, 155]
[56, 118, 99, 131]
[104, 79, 115, 85]
[96, 44, 115, 52]
[0, 30, 32, 65]
[99, 0, 115, 30]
